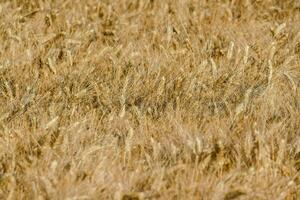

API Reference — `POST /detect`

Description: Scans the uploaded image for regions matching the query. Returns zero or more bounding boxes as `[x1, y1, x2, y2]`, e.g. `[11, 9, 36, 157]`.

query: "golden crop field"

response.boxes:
[0, 0, 300, 199]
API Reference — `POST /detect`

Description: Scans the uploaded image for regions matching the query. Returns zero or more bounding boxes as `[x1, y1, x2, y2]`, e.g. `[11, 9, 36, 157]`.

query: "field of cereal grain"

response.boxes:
[0, 0, 300, 199]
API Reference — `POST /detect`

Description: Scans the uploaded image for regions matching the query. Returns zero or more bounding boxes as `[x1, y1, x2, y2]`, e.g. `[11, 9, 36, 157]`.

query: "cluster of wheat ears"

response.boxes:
[0, 0, 300, 199]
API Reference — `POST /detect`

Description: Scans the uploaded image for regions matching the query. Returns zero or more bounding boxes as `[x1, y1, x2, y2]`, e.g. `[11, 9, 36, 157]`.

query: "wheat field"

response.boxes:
[0, 0, 300, 199]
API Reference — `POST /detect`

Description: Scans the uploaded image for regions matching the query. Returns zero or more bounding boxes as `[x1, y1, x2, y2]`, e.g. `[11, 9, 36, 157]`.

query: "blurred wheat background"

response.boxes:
[0, 0, 300, 199]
